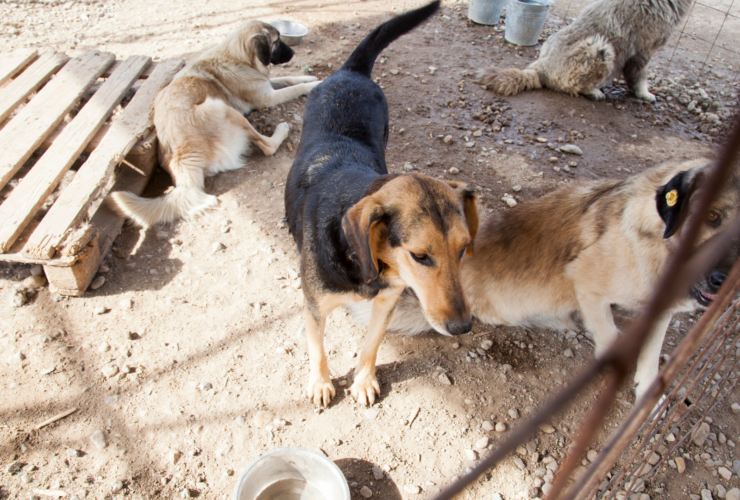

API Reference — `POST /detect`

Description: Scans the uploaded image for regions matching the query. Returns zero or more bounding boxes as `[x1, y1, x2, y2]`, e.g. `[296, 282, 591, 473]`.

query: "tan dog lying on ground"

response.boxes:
[478, 0, 692, 101]
[350, 159, 740, 401]
[109, 21, 320, 227]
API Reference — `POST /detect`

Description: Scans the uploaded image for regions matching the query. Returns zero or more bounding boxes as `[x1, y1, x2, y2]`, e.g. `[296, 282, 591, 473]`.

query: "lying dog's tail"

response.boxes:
[342, 0, 440, 77]
[347, 292, 433, 335]
[477, 67, 542, 96]
[108, 156, 218, 227]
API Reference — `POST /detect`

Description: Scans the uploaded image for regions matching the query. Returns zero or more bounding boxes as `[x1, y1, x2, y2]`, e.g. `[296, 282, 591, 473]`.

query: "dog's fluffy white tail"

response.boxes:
[477, 67, 542, 96]
[347, 292, 433, 335]
[108, 186, 218, 228]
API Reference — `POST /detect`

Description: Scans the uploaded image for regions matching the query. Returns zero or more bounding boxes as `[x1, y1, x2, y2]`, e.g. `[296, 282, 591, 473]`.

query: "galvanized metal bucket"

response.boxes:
[504, 0, 552, 46]
[468, 0, 507, 25]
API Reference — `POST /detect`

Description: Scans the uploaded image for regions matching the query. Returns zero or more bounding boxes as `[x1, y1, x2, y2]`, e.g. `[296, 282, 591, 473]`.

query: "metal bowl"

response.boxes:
[233, 447, 350, 500]
[269, 20, 309, 46]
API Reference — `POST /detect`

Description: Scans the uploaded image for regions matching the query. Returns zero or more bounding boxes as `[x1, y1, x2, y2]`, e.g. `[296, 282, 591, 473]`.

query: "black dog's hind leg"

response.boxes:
[624, 54, 655, 103]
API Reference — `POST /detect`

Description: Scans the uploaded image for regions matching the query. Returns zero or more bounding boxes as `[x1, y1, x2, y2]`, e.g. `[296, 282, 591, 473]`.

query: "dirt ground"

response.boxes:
[1, 0, 740, 499]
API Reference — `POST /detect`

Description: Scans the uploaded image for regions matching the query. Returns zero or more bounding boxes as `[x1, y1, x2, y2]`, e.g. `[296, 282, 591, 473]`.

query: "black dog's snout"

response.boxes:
[271, 40, 294, 65]
[446, 317, 473, 336]
[709, 270, 726, 292]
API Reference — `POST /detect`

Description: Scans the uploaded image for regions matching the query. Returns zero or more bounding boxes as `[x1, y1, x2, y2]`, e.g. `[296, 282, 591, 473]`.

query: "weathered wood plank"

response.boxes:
[0, 52, 70, 124]
[0, 55, 150, 253]
[23, 58, 184, 260]
[0, 50, 115, 192]
[0, 49, 38, 87]
[102, 60, 172, 79]
[45, 131, 159, 295]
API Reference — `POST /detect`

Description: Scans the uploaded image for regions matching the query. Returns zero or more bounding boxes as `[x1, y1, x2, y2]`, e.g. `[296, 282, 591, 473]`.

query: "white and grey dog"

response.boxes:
[479, 0, 693, 101]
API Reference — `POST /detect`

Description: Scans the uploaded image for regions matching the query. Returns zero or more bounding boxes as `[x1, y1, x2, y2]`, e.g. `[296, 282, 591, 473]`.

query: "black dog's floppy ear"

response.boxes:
[442, 180, 479, 256]
[656, 170, 703, 239]
[250, 33, 272, 67]
[342, 197, 385, 283]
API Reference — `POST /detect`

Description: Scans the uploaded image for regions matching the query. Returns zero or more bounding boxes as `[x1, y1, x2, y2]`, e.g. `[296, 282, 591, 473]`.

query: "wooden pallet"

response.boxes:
[0, 49, 184, 295]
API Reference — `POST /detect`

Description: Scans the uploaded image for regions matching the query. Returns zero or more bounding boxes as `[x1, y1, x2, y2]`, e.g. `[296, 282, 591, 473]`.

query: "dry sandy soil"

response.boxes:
[1, 0, 740, 499]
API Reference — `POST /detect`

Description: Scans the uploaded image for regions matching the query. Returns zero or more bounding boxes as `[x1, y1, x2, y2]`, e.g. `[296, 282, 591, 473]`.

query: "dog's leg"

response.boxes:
[256, 81, 322, 108]
[624, 55, 656, 103]
[576, 292, 620, 358]
[270, 76, 319, 89]
[304, 304, 336, 407]
[634, 313, 672, 402]
[225, 107, 291, 156]
[351, 288, 403, 406]
[582, 88, 606, 101]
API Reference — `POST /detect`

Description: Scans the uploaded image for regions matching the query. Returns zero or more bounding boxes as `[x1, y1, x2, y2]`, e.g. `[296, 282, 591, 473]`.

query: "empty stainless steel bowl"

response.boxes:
[269, 20, 309, 46]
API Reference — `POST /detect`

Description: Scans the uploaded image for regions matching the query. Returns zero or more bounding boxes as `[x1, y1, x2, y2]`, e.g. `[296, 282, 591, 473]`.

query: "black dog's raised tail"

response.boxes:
[341, 1, 440, 77]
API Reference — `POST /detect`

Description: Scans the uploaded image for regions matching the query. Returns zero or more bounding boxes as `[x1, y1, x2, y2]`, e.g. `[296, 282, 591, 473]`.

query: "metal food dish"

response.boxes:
[233, 447, 350, 500]
[268, 20, 309, 46]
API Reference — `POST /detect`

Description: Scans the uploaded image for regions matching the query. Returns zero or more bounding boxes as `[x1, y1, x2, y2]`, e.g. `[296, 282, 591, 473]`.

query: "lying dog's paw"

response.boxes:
[635, 90, 657, 103]
[350, 371, 381, 407]
[306, 373, 335, 407]
[583, 89, 605, 101]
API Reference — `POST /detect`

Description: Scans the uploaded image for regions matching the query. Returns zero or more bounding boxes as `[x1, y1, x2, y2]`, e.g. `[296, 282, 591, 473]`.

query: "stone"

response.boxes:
[675, 456, 686, 473]
[438, 372, 452, 385]
[372, 466, 384, 480]
[101, 365, 119, 379]
[481, 339, 493, 350]
[692, 422, 711, 447]
[648, 452, 660, 465]
[482, 421, 495, 431]
[495, 422, 507, 432]
[564, 349, 574, 358]
[726, 489, 740, 500]
[719, 466, 733, 480]
[702, 489, 714, 500]
[587, 450, 598, 463]
[465, 449, 478, 461]
[560, 144, 583, 155]
[539, 423, 556, 434]
[716, 485, 727, 499]
[493, 495, 503, 500]
[90, 430, 108, 449]
[360, 486, 373, 498]
[66, 448, 81, 457]
[404, 485, 421, 494]
[156, 230, 169, 240]
[476, 437, 490, 449]
[7, 351, 24, 364]
[734, 461, 740, 475]
[5, 461, 22, 474]
[30, 265, 43, 277]
[508, 409, 519, 419]
[513, 457, 526, 470]
[443, 135, 453, 145]
[254, 411, 275, 428]
[505, 197, 517, 208]
[731, 403, 740, 414]
[169, 450, 182, 464]
[212, 242, 225, 253]
[10, 289, 27, 307]
[119, 298, 133, 309]
[23, 275, 46, 288]
[512, 185, 522, 192]
[465, 141, 475, 148]
[549, 156, 558, 163]
[449, 167, 460, 175]
[90, 276, 105, 290]
[364, 409, 379, 420]
[94, 306, 107, 315]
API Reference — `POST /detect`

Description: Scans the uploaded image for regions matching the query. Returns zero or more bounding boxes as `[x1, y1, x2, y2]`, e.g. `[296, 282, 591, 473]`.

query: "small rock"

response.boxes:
[30, 265, 43, 277]
[495, 422, 507, 432]
[360, 486, 373, 498]
[719, 466, 733, 480]
[473, 130, 482, 137]
[513, 457, 526, 470]
[404, 484, 421, 494]
[212, 242, 225, 253]
[560, 144, 583, 155]
[10, 289, 27, 307]
[254, 411, 275, 428]
[675, 456, 686, 473]
[505, 197, 517, 208]
[647, 452, 660, 465]
[23, 275, 46, 288]
[587, 450, 598, 463]
[66, 448, 81, 457]
[443, 135, 453, 145]
[549, 156, 558, 163]
[119, 298, 133, 309]
[702, 489, 714, 500]
[508, 409, 519, 420]
[692, 422, 711, 447]
[101, 365, 119, 379]
[5, 461, 22, 474]
[169, 450, 182, 464]
[476, 437, 490, 449]
[726, 489, 740, 500]
[734, 460, 740, 475]
[539, 423, 556, 434]
[564, 349, 574, 358]
[481, 339, 493, 350]
[181, 487, 193, 499]
[731, 403, 740, 414]
[465, 449, 478, 461]
[372, 466, 384, 480]
[90, 430, 107, 449]
[90, 276, 105, 290]
[156, 230, 169, 240]
[452, 342, 460, 349]
[553, 166, 561, 172]
[364, 408, 379, 420]
[717, 485, 727, 499]
[449, 167, 460, 175]
[7, 351, 25, 364]
[493, 495, 503, 500]
[438, 372, 452, 385]
[482, 421, 495, 431]
[94, 306, 107, 315]
[465, 141, 475, 148]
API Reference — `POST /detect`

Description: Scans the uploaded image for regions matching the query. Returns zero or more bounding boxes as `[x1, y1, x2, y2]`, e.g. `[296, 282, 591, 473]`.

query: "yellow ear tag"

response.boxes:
[666, 189, 678, 207]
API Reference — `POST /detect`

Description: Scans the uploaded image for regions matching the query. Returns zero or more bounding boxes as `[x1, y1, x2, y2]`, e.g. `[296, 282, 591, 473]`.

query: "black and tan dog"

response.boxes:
[285, 1, 479, 407]
[351, 159, 740, 402]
